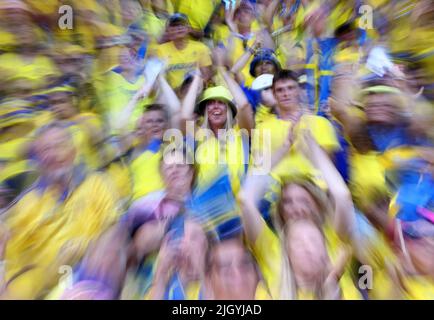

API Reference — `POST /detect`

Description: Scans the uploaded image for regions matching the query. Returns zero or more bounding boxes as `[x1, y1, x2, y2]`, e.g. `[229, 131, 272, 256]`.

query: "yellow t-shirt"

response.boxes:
[356, 228, 402, 300]
[95, 71, 148, 133]
[0, 53, 59, 91]
[252, 114, 340, 183]
[255, 104, 275, 126]
[194, 128, 248, 196]
[224, 21, 261, 86]
[0, 30, 16, 52]
[172, 0, 219, 31]
[403, 276, 434, 300]
[349, 151, 389, 207]
[155, 39, 212, 89]
[3, 172, 121, 299]
[130, 147, 165, 201]
[252, 224, 283, 300]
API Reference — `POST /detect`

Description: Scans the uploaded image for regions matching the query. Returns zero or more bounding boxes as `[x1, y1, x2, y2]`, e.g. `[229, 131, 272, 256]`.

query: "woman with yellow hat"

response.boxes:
[179, 44, 255, 238]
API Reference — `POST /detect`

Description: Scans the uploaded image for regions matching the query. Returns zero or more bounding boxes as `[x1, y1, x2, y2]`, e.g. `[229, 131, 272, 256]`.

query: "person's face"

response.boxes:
[286, 220, 328, 280]
[206, 100, 228, 129]
[35, 127, 76, 176]
[260, 87, 277, 107]
[161, 152, 194, 195]
[209, 239, 258, 300]
[50, 92, 76, 120]
[137, 110, 168, 142]
[167, 23, 190, 41]
[179, 221, 208, 279]
[307, 9, 327, 37]
[273, 79, 300, 111]
[254, 61, 276, 77]
[235, 7, 254, 28]
[280, 184, 320, 223]
[364, 93, 402, 125]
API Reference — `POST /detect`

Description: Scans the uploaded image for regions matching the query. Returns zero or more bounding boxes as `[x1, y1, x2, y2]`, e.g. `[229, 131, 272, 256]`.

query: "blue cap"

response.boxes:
[249, 49, 281, 77]
[167, 13, 190, 26]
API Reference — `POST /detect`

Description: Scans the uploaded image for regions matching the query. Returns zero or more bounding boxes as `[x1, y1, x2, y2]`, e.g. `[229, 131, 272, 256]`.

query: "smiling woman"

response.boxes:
[178, 65, 254, 239]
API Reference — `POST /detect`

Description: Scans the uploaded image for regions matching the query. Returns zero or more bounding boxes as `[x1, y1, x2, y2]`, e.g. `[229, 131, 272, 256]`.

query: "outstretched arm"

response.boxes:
[238, 177, 268, 244]
[156, 74, 182, 129]
[181, 71, 202, 134]
[329, 65, 364, 137]
[230, 36, 262, 75]
[214, 47, 254, 132]
[114, 75, 159, 134]
[238, 129, 294, 243]
[264, 0, 281, 30]
[300, 131, 356, 240]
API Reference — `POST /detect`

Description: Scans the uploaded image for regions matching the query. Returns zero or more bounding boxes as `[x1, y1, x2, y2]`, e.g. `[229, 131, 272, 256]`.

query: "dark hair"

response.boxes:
[143, 103, 170, 122]
[272, 69, 300, 89]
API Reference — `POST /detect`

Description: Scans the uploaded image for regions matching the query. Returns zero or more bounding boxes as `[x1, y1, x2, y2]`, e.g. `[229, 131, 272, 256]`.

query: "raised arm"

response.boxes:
[113, 74, 159, 134]
[156, 74, 182, 129]
[238, 175, 269, 244]
[230, 36, 262, 75]
[238, 128, 291, 243]
[214, 47, 254, 132]
[301, 130, 356, 240]
[329, 65, 364, 136]
[181, 71, 202, 134]
[224, 2, 238, 34]
[230, 46, 256, 76]
[264, 0, 281, 29]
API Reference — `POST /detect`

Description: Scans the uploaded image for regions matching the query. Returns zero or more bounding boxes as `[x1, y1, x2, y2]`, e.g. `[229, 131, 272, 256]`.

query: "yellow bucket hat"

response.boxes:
[196, 86, 237, 116]
[359, 85, 407, 110]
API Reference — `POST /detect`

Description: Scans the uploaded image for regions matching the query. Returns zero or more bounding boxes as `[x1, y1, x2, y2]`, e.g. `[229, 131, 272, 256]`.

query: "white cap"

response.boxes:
[251, 74, 274, 91]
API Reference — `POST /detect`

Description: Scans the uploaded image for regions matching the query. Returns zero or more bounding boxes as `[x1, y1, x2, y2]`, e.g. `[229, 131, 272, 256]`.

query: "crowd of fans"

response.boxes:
[0, 0, 434, 300]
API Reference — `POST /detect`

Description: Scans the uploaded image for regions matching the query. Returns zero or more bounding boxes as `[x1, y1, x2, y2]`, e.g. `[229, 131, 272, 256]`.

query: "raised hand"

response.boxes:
[213, 46, 227, 68]
[224, 1, 238, 33]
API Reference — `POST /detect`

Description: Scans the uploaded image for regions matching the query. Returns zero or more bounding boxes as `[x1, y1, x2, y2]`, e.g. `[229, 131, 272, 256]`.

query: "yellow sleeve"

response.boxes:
[60, 172, 122, 242]
[252, 225, 282, 300]
[301, 115, 340, 153]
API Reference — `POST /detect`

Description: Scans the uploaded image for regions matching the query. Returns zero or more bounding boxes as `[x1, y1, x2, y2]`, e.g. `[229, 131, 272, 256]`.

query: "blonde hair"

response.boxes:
[271, 177, 334, 300]
[202, 104, 235, 132]
[201, 103, 235, 157]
